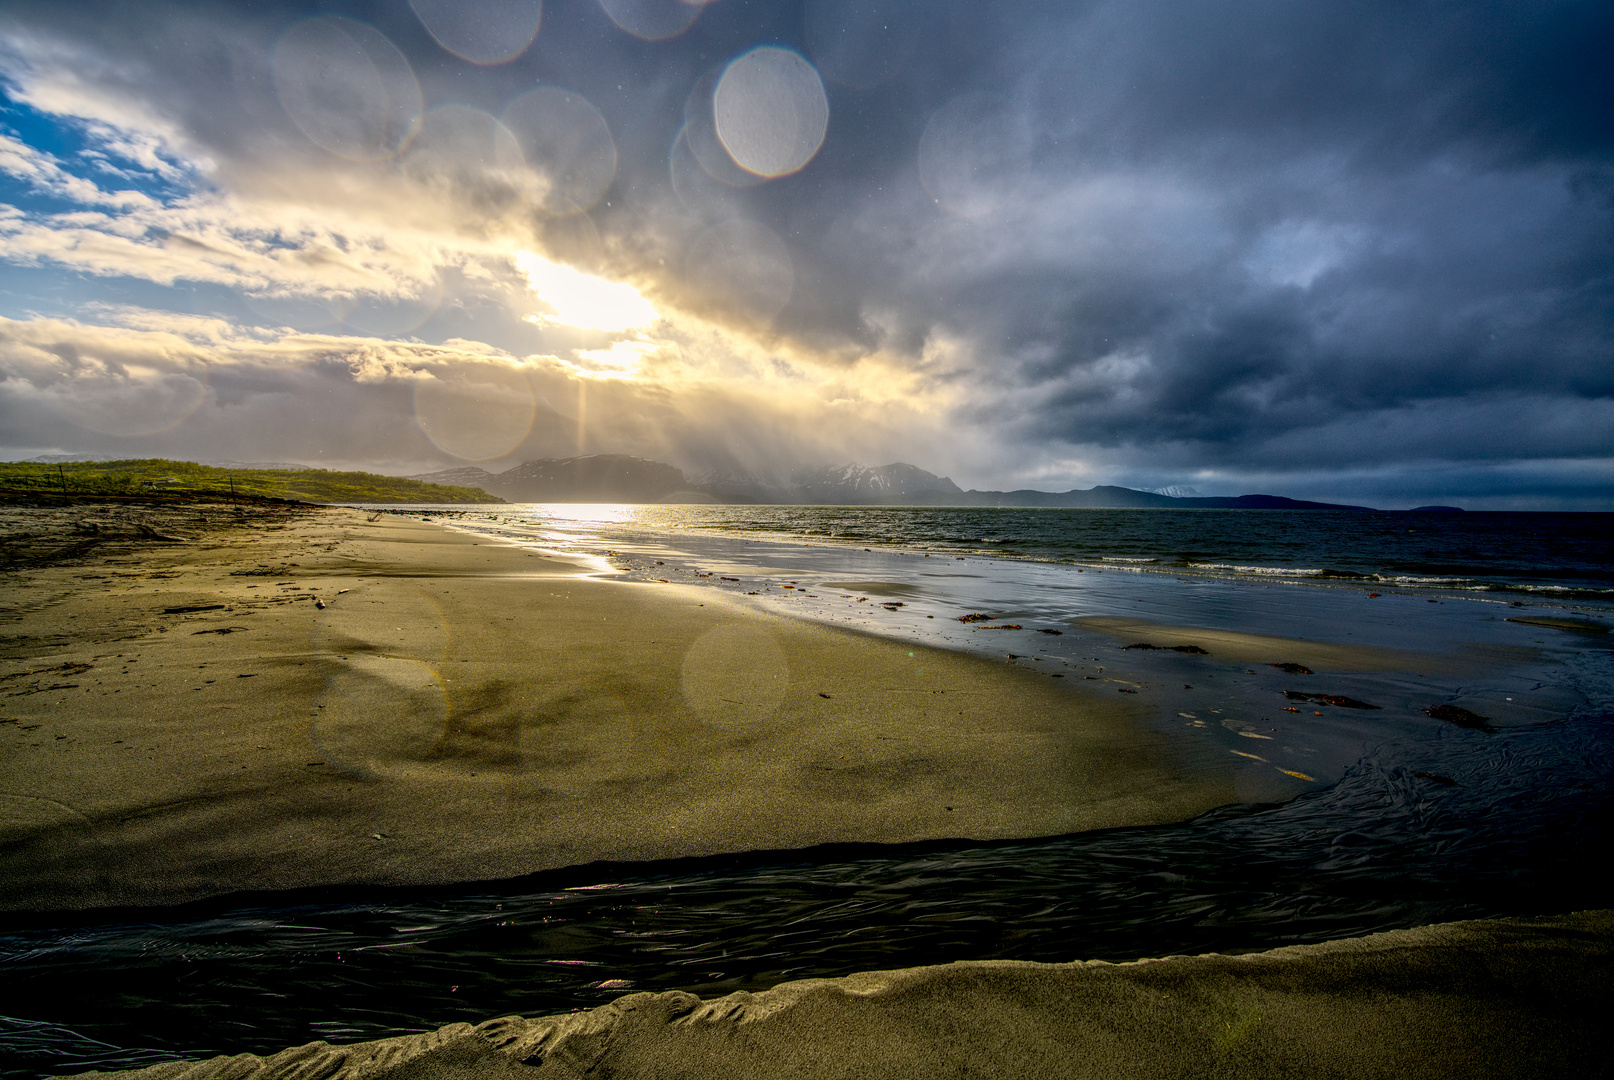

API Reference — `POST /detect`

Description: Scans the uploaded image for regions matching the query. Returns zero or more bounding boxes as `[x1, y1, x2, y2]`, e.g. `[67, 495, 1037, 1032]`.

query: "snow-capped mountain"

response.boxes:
[690, 463, 961, 504]
[793, 463, 963, 503]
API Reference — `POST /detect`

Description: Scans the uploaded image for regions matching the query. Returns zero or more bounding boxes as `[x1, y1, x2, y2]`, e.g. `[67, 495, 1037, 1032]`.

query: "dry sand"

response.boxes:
[0, 501, 1235, 911]
[74, 909, 1614, 1080]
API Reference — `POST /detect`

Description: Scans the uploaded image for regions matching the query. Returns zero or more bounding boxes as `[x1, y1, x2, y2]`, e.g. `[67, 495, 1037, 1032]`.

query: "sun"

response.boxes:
[514, 251, 658, 333]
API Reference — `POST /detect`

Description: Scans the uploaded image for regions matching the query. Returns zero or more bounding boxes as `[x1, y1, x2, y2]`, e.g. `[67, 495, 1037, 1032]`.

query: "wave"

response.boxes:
[445, 506, 1614, 604]
[1188, 562, 1328, 577]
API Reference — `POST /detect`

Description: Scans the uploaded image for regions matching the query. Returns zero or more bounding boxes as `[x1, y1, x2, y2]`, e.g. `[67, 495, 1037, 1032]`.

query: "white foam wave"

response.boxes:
[1368, 574, 1470, 587]
[1189, 563, 1326, 577]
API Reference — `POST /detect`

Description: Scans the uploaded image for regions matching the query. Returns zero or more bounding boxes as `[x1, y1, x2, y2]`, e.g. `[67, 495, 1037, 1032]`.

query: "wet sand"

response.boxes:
[0, 502, 1233, 911]
[1073, 614, 1522, 675]
[75, 909, 1614, 1080]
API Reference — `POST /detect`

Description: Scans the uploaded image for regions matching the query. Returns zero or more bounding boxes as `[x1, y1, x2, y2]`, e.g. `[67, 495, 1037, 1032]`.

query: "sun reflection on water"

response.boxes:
[530, 503, 638, 524]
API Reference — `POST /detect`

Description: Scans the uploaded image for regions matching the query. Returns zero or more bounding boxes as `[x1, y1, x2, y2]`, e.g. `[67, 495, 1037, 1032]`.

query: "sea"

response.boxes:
[3, 506, 1612, 1076]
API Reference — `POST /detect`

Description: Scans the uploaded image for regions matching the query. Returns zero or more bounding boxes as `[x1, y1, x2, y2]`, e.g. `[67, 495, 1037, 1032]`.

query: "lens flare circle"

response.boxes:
[272, 16, 422, 161]
[49, 371, 209, 438]
[682, 68, 766, 189]
[670, 127, 747, 219]
[500, 87, 617, 215]
[413, 366, 537, 461]
[681, 624, 788, 727]
[713, 47, 829, 179]
[917, 92, 1032, 218]
[409, 0, 542, 65]
[595, 0, 702, 42]
[310, 656, 448, 781]
[343, 277, 445, 337]
[403, 104, 527, 214]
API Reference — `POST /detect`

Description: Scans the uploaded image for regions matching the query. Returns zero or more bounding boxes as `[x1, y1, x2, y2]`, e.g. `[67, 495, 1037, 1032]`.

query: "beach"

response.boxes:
[4, 500, 1611, 1078]
[0, 502, 1231, 912]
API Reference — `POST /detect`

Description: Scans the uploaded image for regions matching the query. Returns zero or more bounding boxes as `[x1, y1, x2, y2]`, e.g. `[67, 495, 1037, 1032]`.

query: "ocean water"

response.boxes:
[3, 507, 1612, 1076]
[659, 506, 1613, 597]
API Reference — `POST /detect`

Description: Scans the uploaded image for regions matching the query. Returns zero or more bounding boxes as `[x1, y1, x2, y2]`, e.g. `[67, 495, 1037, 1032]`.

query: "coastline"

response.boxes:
[0, 502, 1234, 912]
[4, 501, 1610, 1077]
[71, 910, 1614, 1080]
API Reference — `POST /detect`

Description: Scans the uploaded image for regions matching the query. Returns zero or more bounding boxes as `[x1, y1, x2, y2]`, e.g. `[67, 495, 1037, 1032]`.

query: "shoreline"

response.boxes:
[415, 503, 1614, 609]
[5, 500, 1611, 1078]
[427, 504, 1614, 793]
[70, 909, 1614, 1080]
[0, 502, 1236, 912]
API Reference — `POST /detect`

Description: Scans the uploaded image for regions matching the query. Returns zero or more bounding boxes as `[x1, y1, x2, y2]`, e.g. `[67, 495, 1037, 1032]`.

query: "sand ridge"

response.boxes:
[73, 910, 1614, 1080]
[0, 505, 1235, 911]
[1073, 614, 1525, 675]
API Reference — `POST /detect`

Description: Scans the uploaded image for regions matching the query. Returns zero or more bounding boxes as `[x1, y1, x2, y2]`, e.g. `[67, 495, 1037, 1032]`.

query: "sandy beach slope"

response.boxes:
[70, 910, 1613, 1080]
[1073, 615, 1517, 675]
[0, 502, 1233, 911]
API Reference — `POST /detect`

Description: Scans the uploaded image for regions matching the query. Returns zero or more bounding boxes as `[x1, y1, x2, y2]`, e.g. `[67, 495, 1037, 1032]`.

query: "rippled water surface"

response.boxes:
[488, 506, 1614, 597]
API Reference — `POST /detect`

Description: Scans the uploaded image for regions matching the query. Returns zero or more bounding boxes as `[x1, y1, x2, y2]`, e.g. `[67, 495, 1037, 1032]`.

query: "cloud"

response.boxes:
[0, 25, 209, 181]
[0, 191, 459, 299]
[0, 311, 960, 480]
[0, 0, 1608, 504]
[0, 133, 156, 208]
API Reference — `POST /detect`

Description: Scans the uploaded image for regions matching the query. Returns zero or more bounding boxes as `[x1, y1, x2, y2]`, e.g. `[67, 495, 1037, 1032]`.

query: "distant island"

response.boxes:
[410, 455, 1381, 509]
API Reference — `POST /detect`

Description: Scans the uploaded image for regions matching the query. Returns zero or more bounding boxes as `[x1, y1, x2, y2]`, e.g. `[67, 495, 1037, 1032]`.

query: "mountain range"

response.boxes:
[408, 456, 1380, 510]
[410, 455, 696, 503]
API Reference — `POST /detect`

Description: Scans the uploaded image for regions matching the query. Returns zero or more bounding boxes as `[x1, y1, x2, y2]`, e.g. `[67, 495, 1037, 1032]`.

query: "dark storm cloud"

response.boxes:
[2, 0, 1610, 501]
[820, 0, 1614, 480]
[597, 0, 1612, 483]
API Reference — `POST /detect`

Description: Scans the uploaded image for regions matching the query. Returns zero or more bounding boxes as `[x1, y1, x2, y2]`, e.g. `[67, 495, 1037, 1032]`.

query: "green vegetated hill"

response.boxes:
[0, 459, 503, 504]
